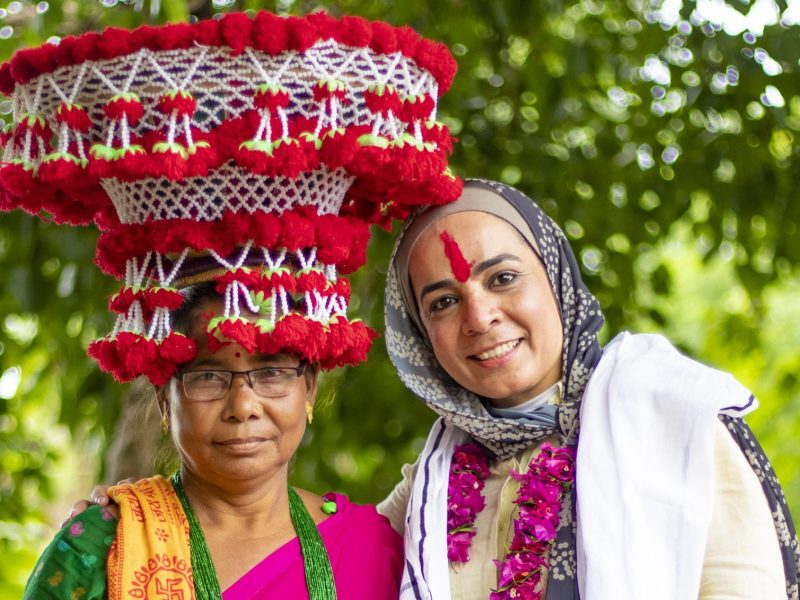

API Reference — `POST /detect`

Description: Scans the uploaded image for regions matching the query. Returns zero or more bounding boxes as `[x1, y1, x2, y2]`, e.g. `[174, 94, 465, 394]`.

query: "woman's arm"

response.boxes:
[376, 458, 420, 535]
[24, 505, 118, 600]
[699, 419, 786, 599]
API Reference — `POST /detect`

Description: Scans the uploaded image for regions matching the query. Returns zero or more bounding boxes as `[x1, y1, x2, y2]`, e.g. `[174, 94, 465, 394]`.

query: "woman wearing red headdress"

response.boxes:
[4, 9, 462, 599]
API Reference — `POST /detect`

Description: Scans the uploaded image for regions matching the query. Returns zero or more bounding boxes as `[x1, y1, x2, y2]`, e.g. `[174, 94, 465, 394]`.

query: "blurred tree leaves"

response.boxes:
[1, 0, 799, 594]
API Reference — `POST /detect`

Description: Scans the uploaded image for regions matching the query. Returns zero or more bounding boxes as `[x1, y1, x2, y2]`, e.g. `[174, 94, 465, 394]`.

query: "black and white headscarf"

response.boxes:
[386, 178, 604, 459]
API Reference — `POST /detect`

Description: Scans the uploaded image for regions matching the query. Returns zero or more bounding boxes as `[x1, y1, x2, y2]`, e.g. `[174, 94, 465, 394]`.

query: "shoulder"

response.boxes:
[294, 487, 328, 524]
[590, 332, 753, 408]
[324, 493, 401, 543]
[326, 493, 390, 524]
[318, 494, 404, 593]
[24, 505, 116, 600]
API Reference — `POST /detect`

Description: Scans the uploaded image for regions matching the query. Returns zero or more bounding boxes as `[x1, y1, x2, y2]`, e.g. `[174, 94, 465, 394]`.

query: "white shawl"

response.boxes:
[400, 333, 757, 600]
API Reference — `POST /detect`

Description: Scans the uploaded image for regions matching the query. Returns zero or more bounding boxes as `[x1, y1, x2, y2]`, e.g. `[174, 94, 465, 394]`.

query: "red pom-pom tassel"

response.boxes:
[16, 112, 50, 139]
[214, 268, 261, 294]
[253, 84, 290, 112]
[142, 287, 185, 311]
[158, 90, 197, 118]
[158, 332, 197, 365]
[104, 93, 144, 125]
[88, 338, 130, 382]
[296, 270, 329, 294]
[56, 102, 92, 132]
[400, 94, 435, 122]
[313, 79, 348, 103]
[211, 317, 260, 354]
[364, 84, 401, 117]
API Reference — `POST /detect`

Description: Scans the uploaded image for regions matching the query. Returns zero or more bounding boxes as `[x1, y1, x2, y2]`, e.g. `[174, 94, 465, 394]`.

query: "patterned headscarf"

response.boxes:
[385, 179, 604, 459]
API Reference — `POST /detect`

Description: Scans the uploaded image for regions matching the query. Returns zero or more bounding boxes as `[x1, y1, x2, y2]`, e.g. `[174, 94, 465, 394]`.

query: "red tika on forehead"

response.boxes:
[440, 231, 474, 283]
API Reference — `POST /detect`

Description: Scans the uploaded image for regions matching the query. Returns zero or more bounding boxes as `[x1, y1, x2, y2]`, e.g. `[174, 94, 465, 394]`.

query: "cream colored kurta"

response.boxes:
[377, 421, 785, 600]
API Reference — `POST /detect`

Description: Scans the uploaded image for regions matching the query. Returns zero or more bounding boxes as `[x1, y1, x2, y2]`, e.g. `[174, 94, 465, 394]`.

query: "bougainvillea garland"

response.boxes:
[447, 442, 576, 600]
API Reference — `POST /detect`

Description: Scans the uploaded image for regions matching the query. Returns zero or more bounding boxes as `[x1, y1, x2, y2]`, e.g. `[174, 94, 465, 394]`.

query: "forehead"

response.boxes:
[410, 211, 532, 264]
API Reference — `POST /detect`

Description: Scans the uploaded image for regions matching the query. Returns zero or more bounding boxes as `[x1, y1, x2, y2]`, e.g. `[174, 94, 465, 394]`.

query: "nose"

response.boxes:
[460, 288, 500, 335]
[223, 373, 263, 421]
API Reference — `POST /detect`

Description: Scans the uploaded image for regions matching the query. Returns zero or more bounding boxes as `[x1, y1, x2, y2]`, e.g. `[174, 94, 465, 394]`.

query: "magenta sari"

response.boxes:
[223, 493, 403, 599]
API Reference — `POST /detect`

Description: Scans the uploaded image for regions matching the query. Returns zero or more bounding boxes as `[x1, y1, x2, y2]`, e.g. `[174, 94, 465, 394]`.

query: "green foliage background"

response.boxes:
[1, 0, 799, 595]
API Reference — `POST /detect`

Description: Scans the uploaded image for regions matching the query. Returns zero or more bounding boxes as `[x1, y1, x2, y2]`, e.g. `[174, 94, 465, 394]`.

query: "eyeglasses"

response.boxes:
[178, 366, 306, 401]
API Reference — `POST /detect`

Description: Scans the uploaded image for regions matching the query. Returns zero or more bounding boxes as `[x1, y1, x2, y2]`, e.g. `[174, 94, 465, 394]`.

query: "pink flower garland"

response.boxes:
[446, 442, 576, 600]
[447, 442, 491, 562]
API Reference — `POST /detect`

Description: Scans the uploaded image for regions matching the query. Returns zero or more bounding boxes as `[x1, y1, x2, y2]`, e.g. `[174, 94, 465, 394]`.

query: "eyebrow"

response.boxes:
[418, 253, 522, 301]
[186, 354, 290, 370]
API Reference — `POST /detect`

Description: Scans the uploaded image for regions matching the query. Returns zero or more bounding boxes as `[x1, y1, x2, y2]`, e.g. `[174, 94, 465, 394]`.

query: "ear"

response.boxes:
[154, 384, 171, 418]
[303, 362, 320, 406]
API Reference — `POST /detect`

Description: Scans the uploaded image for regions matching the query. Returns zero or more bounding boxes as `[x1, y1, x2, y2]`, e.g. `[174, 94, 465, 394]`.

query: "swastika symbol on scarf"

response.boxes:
[155, 577, 186, 600]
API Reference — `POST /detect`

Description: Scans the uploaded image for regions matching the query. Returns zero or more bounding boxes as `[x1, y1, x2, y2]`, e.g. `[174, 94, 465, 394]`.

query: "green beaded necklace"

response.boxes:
[171, 472, 337, 600]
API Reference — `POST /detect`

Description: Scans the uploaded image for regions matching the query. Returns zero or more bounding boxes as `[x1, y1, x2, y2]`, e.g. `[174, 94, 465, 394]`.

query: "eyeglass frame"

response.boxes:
[176, 364, 308, 401]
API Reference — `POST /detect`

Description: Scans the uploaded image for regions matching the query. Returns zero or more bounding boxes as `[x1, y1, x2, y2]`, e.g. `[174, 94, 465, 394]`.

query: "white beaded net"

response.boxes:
[102, 163, 354, 223]
[8, 40, 441, 224]
[20, 42, 438, 136]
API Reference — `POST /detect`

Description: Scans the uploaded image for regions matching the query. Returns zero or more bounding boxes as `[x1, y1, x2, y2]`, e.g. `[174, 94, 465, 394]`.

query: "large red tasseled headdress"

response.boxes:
[0, 11, 462, 385]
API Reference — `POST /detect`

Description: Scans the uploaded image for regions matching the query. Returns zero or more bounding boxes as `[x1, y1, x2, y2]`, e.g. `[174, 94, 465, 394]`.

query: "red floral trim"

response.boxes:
[38, 156, 88, 189]
[1, 12, 457, 95]
[319, 317, 377, 369]
[95, 208, 370, 278]
[340, 171, 464, 230]
[158, 90, 197, 118]
[109, 286, 184, 314]
[364, 85, 402, 117]
[16, 113, 50, 139]
[234, 136, 312, 180]
[294, 270, 327, 293]
[104, 94, 144, 125]
[0, 162, 40, 200]
[254, 270, 297, 295]
[87, 331, 197, 385]
[56, 102, 92, 131]
[213, 268, 262, 295]
[313, 79, 348, 103]
[0, 108, 459, 227]
[400, 94, 436, 122]
[205, 312, 376, 371]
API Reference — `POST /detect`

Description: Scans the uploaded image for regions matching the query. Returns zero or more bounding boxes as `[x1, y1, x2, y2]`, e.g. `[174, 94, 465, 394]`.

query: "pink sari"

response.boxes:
[223, 493, 403, 599]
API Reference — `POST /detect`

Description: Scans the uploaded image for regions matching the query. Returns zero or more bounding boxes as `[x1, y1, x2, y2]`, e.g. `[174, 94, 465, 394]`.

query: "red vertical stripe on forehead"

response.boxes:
[440, 231, 474, 283]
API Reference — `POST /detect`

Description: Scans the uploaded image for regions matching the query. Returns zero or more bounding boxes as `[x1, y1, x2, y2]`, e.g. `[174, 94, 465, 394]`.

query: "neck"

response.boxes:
[178, 464, 292, 529]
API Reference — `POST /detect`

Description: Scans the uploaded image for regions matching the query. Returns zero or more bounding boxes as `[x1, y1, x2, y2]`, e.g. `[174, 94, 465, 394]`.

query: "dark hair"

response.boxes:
[171, 281, 220, 335]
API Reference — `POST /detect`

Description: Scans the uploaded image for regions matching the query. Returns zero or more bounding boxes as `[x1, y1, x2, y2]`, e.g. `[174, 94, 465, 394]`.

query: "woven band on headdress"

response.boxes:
[0, 12, 462, 385]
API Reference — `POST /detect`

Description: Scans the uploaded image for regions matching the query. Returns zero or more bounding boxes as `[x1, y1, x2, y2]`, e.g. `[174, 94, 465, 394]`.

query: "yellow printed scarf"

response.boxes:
[107, 475, 195, 599]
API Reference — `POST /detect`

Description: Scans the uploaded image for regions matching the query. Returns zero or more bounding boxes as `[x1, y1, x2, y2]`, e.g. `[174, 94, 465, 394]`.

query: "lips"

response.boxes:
[215, 437, 269, 451]
[217, 437, 267, 445]
[471, 339, 521, 361]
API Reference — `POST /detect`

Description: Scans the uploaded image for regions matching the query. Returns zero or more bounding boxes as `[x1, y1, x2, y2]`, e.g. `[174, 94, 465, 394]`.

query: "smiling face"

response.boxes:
[409, 211, 564, 408]
[163, 298, 317, 487]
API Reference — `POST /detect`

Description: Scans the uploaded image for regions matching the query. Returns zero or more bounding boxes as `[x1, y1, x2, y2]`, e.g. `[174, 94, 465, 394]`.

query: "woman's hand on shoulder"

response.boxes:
[60, 479, 132, 526]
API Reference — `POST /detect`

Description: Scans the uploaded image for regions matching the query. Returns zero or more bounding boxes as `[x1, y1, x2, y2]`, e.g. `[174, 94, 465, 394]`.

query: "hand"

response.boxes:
[60, 479, 133, 527]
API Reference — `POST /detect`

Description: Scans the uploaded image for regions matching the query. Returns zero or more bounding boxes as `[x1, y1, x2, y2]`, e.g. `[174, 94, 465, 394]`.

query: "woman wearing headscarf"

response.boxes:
[379, 178, 799, 599]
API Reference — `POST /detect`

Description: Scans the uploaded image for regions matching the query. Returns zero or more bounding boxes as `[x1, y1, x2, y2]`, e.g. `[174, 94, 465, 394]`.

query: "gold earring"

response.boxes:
[305, 400, 314, 424]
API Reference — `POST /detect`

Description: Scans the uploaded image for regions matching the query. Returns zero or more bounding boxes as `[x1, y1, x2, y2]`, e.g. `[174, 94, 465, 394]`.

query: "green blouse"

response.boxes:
[24, 505, 118, 599]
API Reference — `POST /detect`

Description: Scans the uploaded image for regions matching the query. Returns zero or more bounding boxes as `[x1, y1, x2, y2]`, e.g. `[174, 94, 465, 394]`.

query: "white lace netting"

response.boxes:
[18, 40, 437, 135]
[8, 39, 440, 224]
[102, 163, 354, 223]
